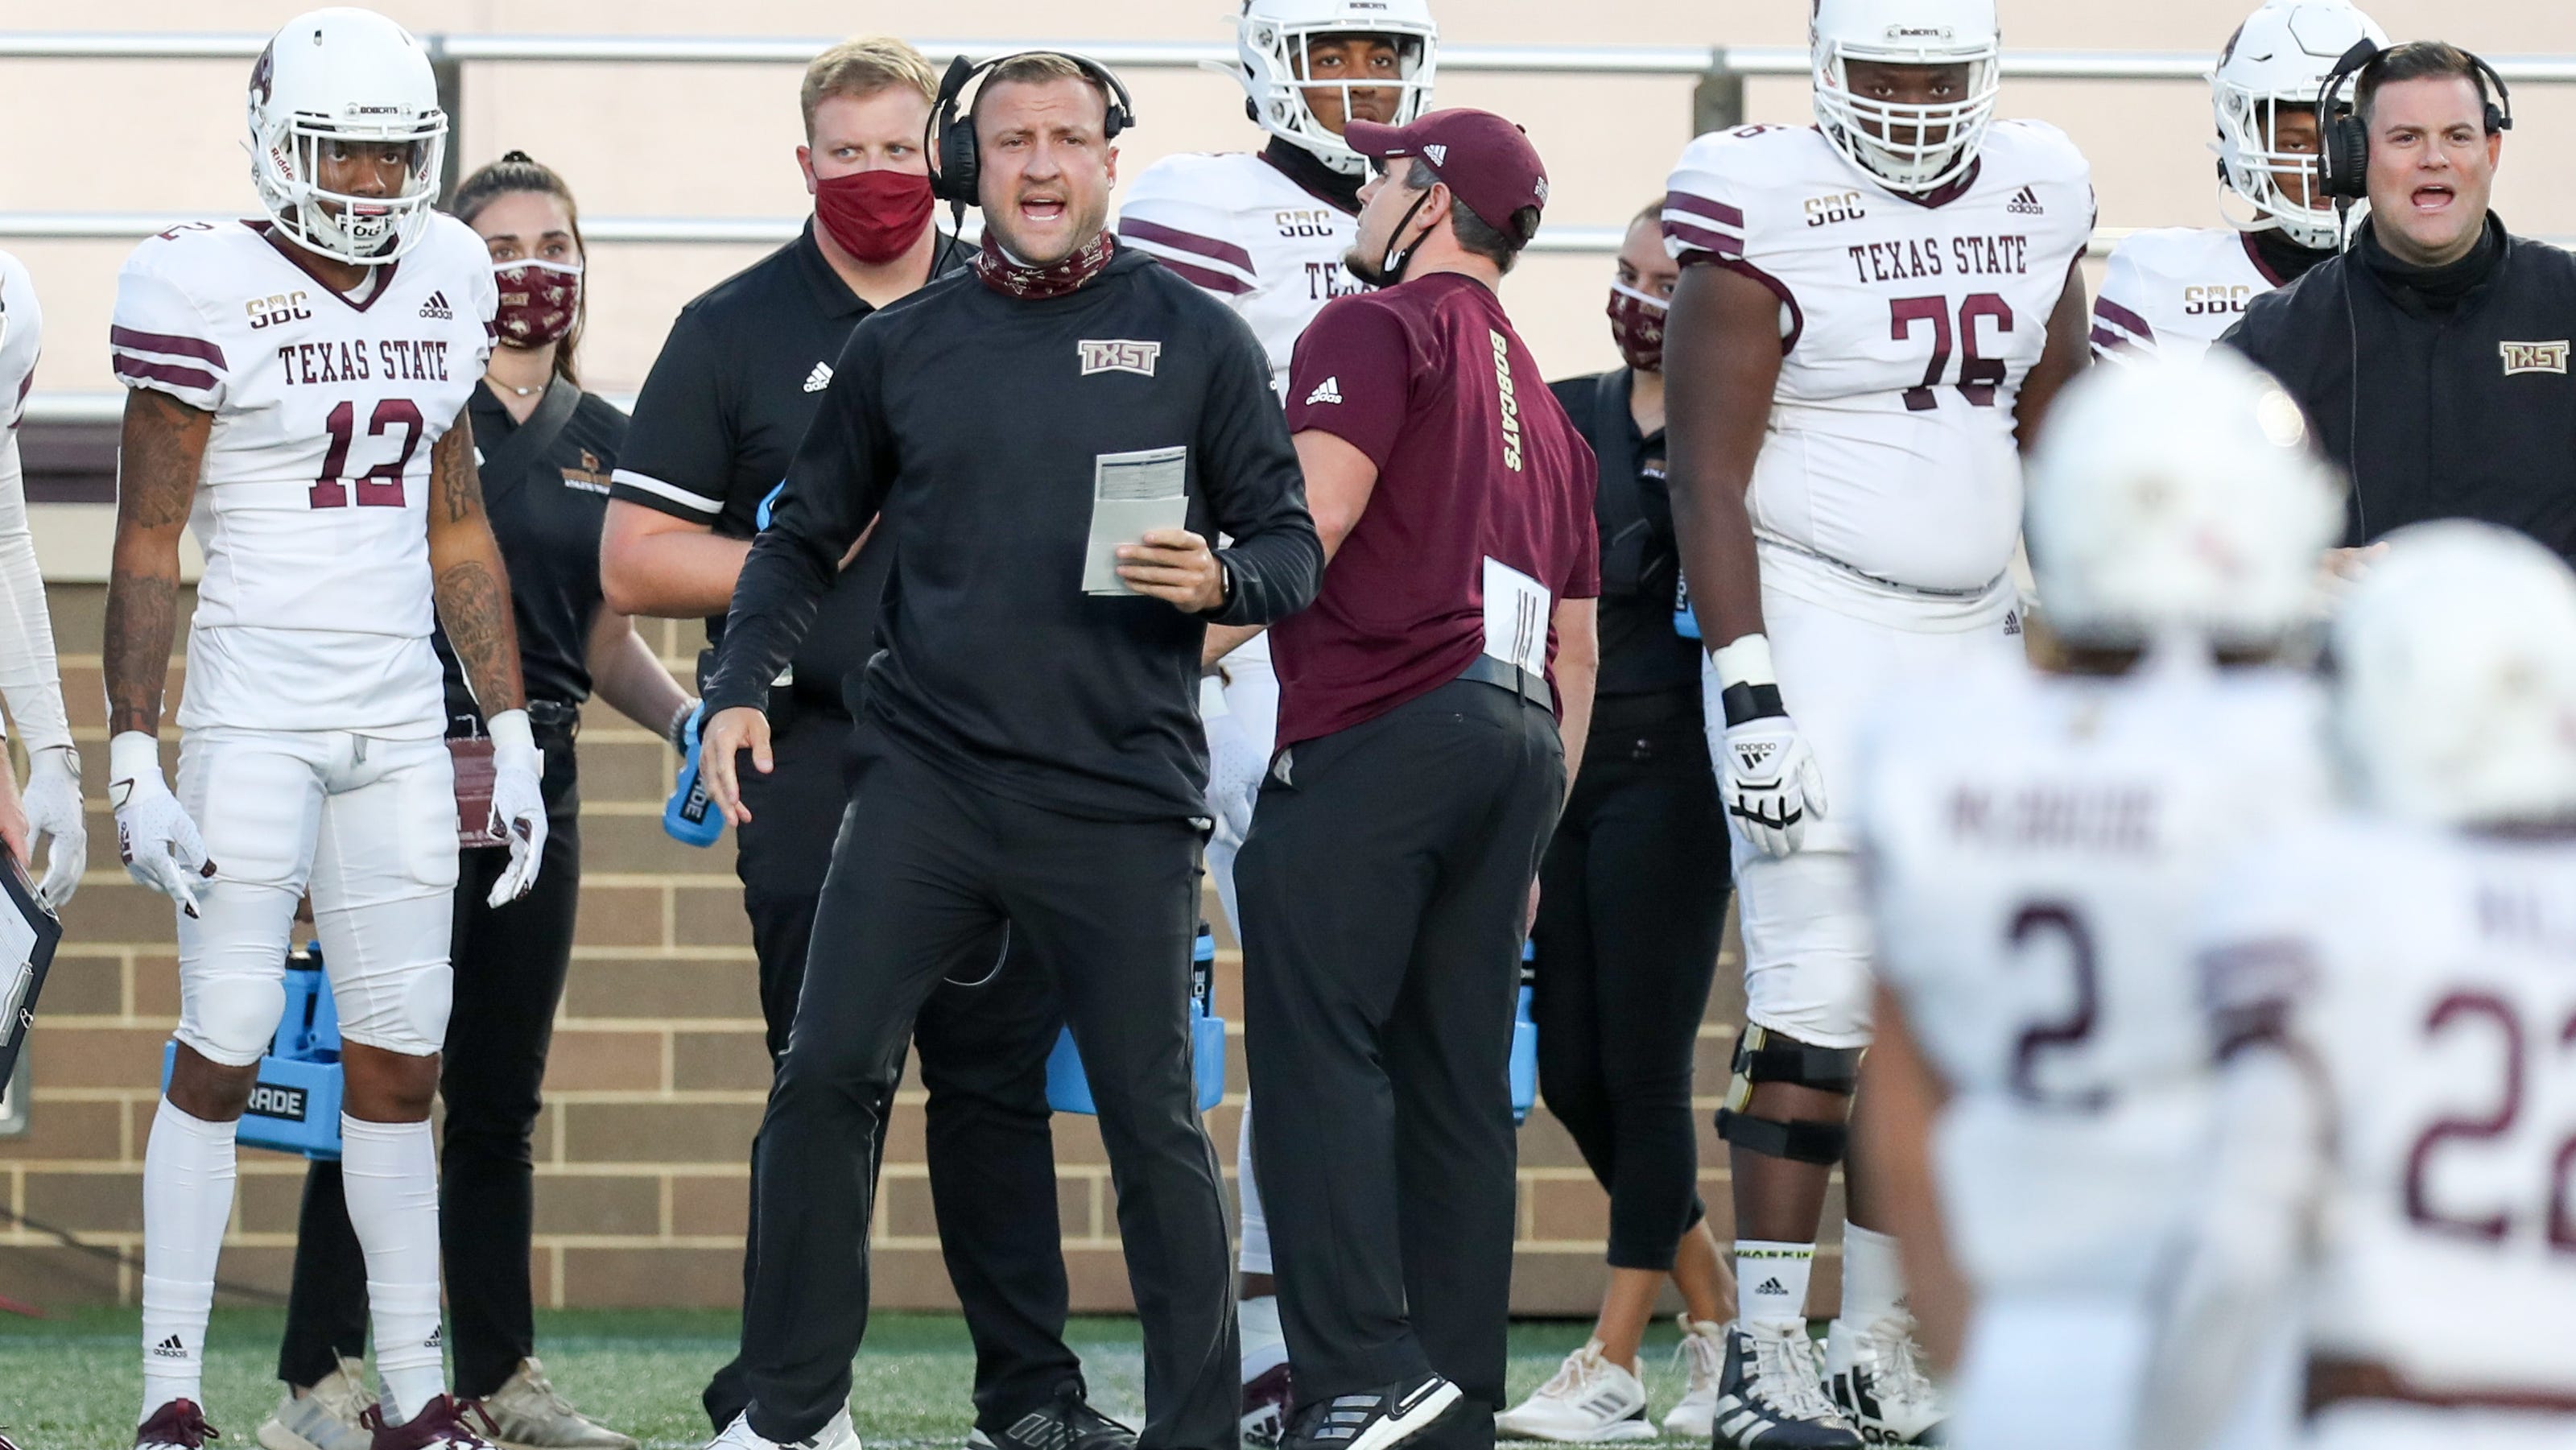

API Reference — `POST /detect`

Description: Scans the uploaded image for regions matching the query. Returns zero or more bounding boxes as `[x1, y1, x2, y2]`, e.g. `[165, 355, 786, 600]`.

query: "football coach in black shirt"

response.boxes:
[601, 39, 1092, 1444]
[694, 52, 1323, 1450]
[2226, 40, 2576, 565]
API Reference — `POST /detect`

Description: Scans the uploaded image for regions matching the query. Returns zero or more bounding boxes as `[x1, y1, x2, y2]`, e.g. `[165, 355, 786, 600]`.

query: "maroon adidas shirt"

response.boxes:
[1274, 272, 1599, 748]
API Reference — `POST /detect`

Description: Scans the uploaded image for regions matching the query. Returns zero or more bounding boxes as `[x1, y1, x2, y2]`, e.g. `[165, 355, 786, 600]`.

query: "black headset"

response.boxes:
[2315, 39, 2513, 201]
[926, 50, 1137, 206]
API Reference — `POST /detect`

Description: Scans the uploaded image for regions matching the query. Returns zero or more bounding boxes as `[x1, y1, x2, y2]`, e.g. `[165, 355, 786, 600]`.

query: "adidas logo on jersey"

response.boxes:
[803, 362, 834, 393]
[1304, 376, 1343, 407]
[418, 291, 453, 320]
[2006, 187, 2046, 216]
[152, 1334, 188, 1358]
[2004, 610, 2023, 637]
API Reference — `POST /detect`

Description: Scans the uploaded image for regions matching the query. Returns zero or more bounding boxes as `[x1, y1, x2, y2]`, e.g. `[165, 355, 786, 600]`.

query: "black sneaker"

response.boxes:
[1711, 1323, 1862, 1449]
[1284, 1374, 1463, 1450]
[967, 1385, 1137, 1450]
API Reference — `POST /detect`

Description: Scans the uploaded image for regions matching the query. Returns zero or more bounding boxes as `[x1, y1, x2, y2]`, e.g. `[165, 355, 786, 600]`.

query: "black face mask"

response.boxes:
[1348, 185, 1435, 288]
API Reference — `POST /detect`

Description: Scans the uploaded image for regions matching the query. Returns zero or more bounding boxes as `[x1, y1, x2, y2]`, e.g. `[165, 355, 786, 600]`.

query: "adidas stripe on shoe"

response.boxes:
[1286, 1374, 1463, 1450]
[1495, 1342, 1654, 1442]
[1711, 1322, 1860, 1449]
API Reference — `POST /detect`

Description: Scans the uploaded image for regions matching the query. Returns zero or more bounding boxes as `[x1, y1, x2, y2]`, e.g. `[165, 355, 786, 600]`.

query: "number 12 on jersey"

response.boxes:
[311, 397, 424, 510]
[1891, 294, 2014, 412]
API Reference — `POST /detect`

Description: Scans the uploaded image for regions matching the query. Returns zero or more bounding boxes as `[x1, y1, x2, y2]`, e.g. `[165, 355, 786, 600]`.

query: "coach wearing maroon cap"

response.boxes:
[1227, 108, 1600, 1450]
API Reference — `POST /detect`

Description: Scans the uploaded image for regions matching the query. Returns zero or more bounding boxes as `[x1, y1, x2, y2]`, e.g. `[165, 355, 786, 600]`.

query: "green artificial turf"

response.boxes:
[0, 1310, 1710, 1450]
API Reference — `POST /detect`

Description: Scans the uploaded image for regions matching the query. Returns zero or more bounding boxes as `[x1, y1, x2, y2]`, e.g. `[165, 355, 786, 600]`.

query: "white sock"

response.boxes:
[142, 1099, 238, 1420]
[1836, 1221, 1907, 1330]
[1241, 1292, 1286, 1379]
[1736, 1240, 1815, 1330]
[341, 1115, 446, 1423]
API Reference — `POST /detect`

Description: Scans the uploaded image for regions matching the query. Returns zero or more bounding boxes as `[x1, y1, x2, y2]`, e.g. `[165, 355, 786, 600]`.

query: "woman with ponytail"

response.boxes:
[259, 152, 691, 1450]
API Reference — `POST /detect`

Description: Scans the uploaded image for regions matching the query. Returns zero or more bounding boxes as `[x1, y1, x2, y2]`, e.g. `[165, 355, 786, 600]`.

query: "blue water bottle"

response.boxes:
[1510, 939, 1539, 1125]
[663, 702, 724, 847]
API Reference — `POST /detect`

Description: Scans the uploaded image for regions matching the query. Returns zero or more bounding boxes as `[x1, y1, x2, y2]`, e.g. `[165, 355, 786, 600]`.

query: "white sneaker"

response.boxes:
[1825, 1316, 1945, 1445]
[1711, 1321, 1860, 1449]
[1661, 1316, 1728, 1439]
[259, 1357, 374, 1450]
[481, 1359, 638, 1450]
[1495, 1342, 1653, 1443]
[705, 1409, 858, 1450]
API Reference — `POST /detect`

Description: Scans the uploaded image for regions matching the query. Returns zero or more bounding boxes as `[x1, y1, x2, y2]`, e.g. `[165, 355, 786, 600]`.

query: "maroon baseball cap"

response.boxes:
[1345, 108, 1550, 238]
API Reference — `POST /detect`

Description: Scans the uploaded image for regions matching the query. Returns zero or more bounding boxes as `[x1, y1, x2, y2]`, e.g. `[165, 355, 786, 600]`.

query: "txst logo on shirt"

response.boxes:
[1080, 339, 1162, 378]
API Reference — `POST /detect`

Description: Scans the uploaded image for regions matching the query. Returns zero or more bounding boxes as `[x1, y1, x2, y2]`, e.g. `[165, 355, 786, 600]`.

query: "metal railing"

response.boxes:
[10, 31, 2576, 429]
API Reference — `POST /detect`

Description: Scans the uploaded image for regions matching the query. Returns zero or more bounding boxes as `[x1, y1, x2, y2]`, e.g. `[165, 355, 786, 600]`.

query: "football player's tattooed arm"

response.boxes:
[425, 411, 527, 715]
[2014, 257, 2093, 457]
[1663, 263, 1784, 652]
[103, 388, 212, 737]
[1852, 982, 1970, 1374]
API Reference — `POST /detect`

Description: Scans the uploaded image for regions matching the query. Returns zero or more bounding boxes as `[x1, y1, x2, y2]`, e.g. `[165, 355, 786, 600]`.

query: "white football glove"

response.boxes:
[1715, 715, 1828, 857]
[22, 745, 87, 909]
[482, 709, 548, 907]
[108, 732, 213, 918]
[1709, 633, 1827, 858]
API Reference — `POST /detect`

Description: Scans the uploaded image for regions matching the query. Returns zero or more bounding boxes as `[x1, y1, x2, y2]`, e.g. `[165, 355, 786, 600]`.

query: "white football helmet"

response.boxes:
[2331, 522, 2576, 828]
[1810, 0, 2001, 194]
[2025, 351, 2344, 651]
[247, 8, 448, 266]
[2211, 0, 2388, 250]
[1228, 0, 1439, 177]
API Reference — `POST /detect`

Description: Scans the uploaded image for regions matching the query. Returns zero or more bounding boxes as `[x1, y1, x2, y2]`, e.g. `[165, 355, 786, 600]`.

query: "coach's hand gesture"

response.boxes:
[1117, 528, 1227, 613]
[700, 706, 774, 827]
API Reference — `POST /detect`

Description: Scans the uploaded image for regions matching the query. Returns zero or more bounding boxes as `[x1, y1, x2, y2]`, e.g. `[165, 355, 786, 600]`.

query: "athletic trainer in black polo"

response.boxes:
[694, 54, 1321, 1450]
[1233, 110, 1597, 1450]
[597, 39, 1089, 1444]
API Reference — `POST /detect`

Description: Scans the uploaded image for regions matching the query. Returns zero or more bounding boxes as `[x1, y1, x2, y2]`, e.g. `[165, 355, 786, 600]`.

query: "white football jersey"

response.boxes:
[1859, 651, 2328, 1298]
[0, 248, 38, 430]
[2091, 227, 2289, 366]
[111, 216, 497, 737]
[1118, 149, 1363, 672]
[1663, 122, 2094, 593]
[2197, 820, 2576, 1398]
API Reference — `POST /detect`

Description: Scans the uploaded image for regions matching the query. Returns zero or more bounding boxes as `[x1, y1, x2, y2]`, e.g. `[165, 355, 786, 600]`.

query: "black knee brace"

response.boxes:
[1712, 1025, 1863, 1166]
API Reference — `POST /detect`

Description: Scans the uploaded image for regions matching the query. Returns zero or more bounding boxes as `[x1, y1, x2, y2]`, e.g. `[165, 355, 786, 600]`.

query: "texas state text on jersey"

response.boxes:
[1117, 151, 1366, 397]
[109, 214, 498, 737]
[1662, 122, 2095, 593]
[2092, 226, 2296, 366]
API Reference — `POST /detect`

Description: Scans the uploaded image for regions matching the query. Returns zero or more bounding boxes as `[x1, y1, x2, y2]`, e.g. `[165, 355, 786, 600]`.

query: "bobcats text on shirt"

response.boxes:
[1856, 654, 2328, 1300]
[2091, 227, 2299, 366]
[1117, 147, 1368, 398]
[1662, 121, 2095, 593]
[0, 248, 39, 431]
[109, 215, 498, 737]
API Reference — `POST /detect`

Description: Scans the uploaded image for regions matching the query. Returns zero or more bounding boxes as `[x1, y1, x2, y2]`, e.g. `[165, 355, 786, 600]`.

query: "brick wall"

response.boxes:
[1, 581, 1814, 1319]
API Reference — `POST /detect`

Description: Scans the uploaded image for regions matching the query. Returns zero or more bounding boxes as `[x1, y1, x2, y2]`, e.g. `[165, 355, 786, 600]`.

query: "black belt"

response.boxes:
[1459, 655, 1552, 711]
[449, 699, 580, 740]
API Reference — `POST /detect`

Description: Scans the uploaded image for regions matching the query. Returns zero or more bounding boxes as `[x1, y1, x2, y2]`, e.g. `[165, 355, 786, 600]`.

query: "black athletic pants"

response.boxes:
[279, 725, 583, 1400]
[1529, 687, 1730, 1271]
[741, 728, 1236, 1449]
[708, 711, 1080, 1434]
[1241, 680, 1567, 1450]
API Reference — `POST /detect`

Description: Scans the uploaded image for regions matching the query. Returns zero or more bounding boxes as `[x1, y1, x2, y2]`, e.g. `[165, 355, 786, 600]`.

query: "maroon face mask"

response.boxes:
[1607, 282, 1668, 373]
[492, 260, 580, 347]
[815, 169, 935, 263]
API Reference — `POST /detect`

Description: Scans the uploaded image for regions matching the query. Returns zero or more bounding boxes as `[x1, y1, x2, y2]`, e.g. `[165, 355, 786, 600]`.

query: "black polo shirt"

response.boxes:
[704, 247, 1322, 822]
[436, 379, 629, 719]
[610, 223, 960, 710]
[1550, 370, 1699, 699]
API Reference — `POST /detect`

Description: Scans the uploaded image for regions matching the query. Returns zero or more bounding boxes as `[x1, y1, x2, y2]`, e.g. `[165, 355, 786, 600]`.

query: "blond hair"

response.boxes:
[801, 36, 939, 141]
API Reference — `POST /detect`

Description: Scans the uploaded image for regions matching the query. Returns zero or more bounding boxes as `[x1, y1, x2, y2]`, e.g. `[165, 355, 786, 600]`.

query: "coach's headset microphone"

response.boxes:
[923, 50, 1138, 279]
[2314, 39, 2514, 541]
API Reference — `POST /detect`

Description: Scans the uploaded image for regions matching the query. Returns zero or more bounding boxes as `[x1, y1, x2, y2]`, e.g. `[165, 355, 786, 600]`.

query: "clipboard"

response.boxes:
[0, 842, 67, 1090]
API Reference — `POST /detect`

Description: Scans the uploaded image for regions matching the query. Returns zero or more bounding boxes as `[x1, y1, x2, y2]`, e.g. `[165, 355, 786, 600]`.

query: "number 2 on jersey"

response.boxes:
[311, 398, 423, 510]
[1891, 294, 2013, 412]
[2401, 993, 2576, 1254]
[2007, 902, 2109, 1111]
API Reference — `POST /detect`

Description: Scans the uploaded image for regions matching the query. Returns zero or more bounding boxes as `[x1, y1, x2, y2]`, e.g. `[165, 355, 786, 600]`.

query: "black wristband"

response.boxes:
[1719, 681, 1787, 728]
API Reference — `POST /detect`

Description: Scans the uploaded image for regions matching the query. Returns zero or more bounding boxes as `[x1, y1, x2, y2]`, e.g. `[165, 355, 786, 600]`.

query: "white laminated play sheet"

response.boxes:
[1083, 445, 1191, 596]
